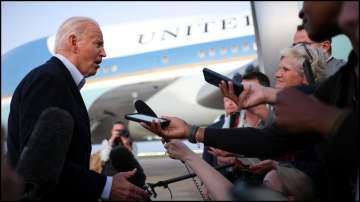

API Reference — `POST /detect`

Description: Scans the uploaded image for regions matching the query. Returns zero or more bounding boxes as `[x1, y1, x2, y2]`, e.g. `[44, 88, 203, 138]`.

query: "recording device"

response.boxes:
[109, 145, 146, 188]
[16, 107, 74, 200]
[125, 113, 170, 128]
[203, 68, 244, 96]
[235, 157, 261, 167]
[145, 163, 234, 198]
[134, 100, 158, 117]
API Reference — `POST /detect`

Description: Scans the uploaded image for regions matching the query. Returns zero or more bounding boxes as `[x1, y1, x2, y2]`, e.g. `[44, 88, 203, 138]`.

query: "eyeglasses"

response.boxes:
[292, 41, 316, 47]
[292, 43, 314, 62]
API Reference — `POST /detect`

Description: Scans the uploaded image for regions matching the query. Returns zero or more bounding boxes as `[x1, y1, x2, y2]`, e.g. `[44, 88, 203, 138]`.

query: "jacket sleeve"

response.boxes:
[325, 110, 359, 167]
[203, 125, 323, 159]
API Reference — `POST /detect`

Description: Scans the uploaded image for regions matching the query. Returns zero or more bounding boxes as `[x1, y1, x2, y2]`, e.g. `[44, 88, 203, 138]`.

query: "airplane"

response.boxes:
[1, 13, 258, 147]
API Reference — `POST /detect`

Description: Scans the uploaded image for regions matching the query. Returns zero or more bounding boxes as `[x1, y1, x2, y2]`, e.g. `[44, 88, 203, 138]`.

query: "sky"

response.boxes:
[1, 1, 251, 55]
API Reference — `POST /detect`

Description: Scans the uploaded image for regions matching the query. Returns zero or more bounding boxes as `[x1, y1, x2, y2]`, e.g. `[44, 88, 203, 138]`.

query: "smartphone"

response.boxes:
[236, 157, 261, 167]
[203, 68, 244, 96]
[125, 113, 170, 128]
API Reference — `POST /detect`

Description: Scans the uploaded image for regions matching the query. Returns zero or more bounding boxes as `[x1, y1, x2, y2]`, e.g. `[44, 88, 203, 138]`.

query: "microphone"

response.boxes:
[108, 145, 146, 188]
[16, 107, 74, 200]
[134, 100, 158, 117]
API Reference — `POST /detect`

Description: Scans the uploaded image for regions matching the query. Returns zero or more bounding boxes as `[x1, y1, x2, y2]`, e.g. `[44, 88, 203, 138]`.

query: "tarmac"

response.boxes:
[138, 156, 205, 201]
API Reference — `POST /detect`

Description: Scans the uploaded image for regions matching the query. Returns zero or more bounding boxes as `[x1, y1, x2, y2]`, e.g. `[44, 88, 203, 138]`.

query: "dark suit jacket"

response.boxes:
[7, 57, 106, 200]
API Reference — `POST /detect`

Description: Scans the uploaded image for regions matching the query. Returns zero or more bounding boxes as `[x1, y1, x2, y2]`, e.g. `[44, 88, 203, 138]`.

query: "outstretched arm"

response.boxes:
[165, 140, 233, 201]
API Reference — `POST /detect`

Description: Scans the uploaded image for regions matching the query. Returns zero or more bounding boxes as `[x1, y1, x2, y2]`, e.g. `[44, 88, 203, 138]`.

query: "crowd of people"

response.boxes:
[1, 1, 358, 201]
[141, 1, 359, 201]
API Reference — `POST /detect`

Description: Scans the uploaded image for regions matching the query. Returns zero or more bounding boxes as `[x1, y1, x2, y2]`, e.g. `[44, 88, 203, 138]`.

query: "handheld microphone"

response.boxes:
[134, 100, 158, 117]
[109, 145, 146, 188]
[16, 107, 74, 200]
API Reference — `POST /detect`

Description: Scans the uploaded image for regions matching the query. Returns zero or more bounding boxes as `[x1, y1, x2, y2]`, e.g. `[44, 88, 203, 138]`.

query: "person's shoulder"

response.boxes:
[332, 57, 346, 66]
[23, 57, 65, 84]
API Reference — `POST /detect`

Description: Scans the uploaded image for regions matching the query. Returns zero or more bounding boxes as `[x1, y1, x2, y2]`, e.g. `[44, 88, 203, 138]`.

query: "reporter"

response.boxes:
[220, 44, 328, 109]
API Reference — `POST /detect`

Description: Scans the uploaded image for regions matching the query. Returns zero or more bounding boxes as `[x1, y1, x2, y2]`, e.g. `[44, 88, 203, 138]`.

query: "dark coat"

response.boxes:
[7, 57, 106, 200]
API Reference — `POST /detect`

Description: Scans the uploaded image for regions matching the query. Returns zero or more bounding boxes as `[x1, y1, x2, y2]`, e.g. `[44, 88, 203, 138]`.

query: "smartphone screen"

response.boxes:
[128, 114, 166, 123]
[125, 113, 170, 127]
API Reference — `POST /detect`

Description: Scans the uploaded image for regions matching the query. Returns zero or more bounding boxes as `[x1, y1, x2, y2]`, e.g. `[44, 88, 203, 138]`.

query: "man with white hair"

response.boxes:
[7, 16, 149, 200]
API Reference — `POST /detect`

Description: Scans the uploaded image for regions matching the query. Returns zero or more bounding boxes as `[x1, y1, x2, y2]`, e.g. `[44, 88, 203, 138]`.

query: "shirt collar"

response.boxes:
[54, 54, 86, 90]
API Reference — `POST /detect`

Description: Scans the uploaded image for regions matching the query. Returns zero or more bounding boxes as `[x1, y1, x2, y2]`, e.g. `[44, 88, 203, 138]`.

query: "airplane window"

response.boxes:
[243, 42, 249, 51]
[103, 67, 109, 73]
[111, 65, 118, 72]
[231, 45, 239, 53]
[131, 91, 138, 99]
[209, 48, 216, 57]
[161, 55, 169, 64]
[198, 49, 205, 58]
[220, 47, 228, 55]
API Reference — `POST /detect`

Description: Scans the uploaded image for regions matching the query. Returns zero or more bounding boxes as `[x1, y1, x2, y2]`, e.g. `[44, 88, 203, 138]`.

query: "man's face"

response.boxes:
[299, 2, 342, 42]
[76, 22, 106, 77]
[293, 30, 331, 56]
[293, 30, 313, 45]
[223, 97, 238, 115]
[112, 123, 126, 137]
[275, 56, 306, 89]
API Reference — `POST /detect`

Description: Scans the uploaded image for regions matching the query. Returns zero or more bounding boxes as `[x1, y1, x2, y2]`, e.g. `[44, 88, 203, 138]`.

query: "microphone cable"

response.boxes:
[182, 161, 207, 201]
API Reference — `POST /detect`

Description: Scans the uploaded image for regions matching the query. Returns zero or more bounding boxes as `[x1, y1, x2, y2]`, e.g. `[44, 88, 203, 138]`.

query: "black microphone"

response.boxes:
[134, 100, 158, 117]
[16, 107, 74, 200]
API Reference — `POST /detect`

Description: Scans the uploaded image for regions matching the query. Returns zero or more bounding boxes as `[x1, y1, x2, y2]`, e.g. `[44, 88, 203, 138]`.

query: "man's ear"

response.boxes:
[320, 40, 331, 55]
[68, 34, 78, 53]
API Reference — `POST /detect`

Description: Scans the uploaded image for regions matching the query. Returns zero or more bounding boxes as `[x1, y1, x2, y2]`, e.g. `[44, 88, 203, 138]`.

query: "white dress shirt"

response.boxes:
[54, 54, 85, 90]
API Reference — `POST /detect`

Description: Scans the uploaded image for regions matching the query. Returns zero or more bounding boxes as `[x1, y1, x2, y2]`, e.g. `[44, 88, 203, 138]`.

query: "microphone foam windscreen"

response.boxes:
[110, 145, 146, 187]
[16, 107, 74, 188]
[134, 100, 157, 117]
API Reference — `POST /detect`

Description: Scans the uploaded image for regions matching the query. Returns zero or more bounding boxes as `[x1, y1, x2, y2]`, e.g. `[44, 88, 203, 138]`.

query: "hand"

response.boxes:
[207, 147, 234, 158]
[238, 82, 277, 109]
[110, 169, 149, 201]
[219, 80, 239, 106]
[140, 116, 191, 140]
[249, 160, 279, 174]
[164, 139, 194, 161]
[217, 156, 236, 166]
[274, 88, 341, 136]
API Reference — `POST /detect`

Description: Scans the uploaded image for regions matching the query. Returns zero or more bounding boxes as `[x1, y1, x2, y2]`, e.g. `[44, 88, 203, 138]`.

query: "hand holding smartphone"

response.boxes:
[203, 68, 244, 96]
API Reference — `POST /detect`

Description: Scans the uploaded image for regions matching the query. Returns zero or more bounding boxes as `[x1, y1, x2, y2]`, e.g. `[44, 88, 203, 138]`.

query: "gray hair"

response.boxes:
[54, 16, 99, 53]
[280, 44, 327, 83]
